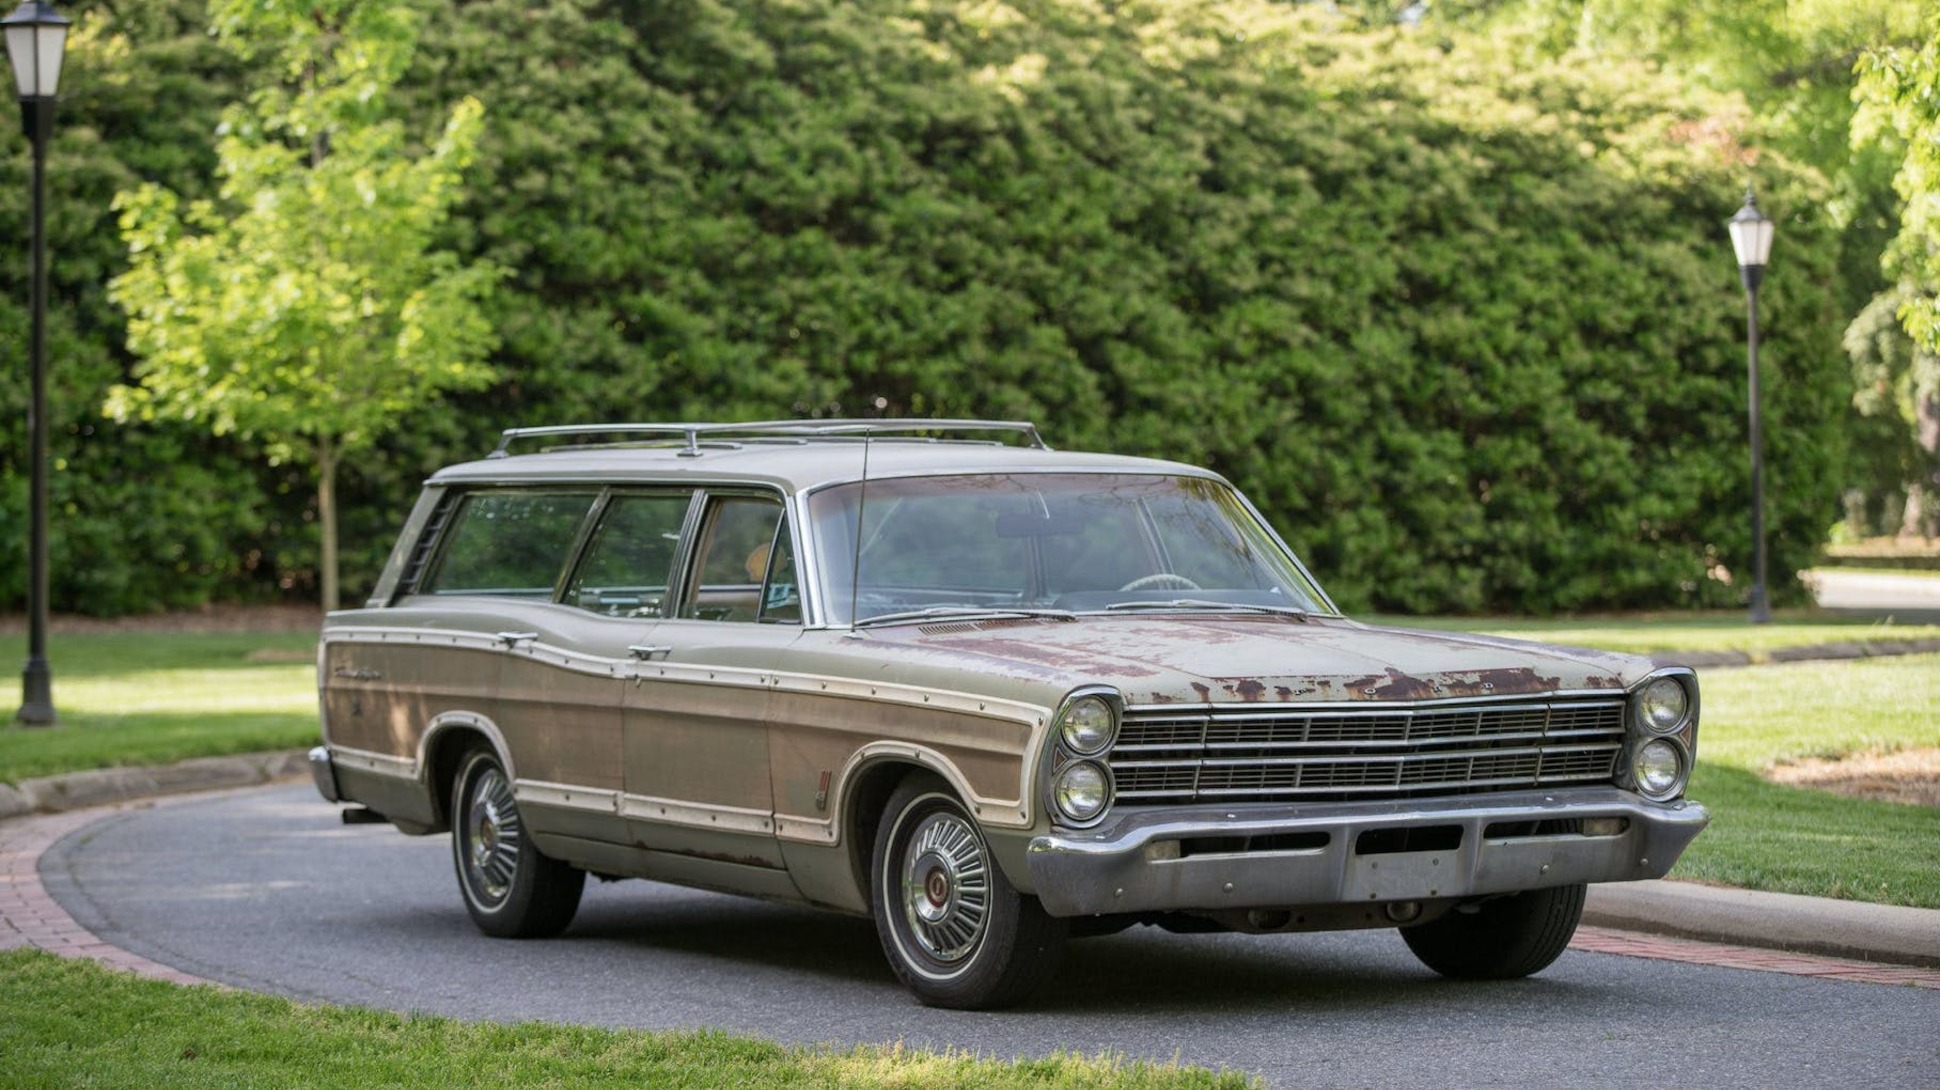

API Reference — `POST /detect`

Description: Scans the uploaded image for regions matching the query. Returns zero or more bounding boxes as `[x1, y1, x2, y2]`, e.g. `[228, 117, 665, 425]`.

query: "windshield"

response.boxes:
[806, 473, 1333, 626]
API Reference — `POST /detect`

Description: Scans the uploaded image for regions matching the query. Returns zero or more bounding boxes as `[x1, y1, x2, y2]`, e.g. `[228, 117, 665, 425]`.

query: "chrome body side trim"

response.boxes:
[325, 625, 629, 680]
[617, 791, 777, 836]
[419, 711, 518, 785]
[327, 744, 417, 780]
[796, 739, 1027, 848]
[323, 626, 1048, 730]
[514, 780, 623, 816]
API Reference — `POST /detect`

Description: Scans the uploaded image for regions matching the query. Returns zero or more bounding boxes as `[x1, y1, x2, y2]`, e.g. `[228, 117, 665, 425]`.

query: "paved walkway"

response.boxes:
[1808, 568, 1940, 624]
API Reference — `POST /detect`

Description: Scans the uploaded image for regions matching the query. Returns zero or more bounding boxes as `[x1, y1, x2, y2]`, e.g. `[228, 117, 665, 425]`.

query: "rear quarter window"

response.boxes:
[422, 491, 599, 598]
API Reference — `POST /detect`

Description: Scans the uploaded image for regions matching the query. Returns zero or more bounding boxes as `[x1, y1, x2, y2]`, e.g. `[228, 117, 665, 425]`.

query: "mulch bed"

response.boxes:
[1767, 748, 1940, 809]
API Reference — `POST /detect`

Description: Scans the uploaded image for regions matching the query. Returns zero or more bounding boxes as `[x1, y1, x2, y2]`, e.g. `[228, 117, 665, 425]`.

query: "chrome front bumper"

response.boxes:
[1025, 788, 1709, 917]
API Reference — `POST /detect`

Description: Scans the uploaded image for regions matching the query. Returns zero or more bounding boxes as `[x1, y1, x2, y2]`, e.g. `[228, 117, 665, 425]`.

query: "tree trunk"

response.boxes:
[318, 437, 340, 613]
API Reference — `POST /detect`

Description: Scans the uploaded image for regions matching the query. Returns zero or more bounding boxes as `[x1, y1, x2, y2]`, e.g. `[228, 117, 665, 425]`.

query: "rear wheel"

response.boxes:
[1401, 884, 1586, 979]
[870, 774, 1067, 1009]
[451, 747, 584, 938]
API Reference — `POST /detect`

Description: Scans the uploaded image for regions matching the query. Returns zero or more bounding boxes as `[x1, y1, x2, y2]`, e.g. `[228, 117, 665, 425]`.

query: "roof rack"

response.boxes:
[487, 419, 1050, 459]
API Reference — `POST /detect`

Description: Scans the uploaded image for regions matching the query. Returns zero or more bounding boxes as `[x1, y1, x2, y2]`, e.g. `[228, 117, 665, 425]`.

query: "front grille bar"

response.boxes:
[1109, 697, 1626, 805]
[1114, 724, 1620, 754]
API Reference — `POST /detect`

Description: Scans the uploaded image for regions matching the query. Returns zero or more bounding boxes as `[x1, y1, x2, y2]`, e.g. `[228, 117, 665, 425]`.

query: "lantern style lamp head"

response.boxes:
[3, 0, 69, 145]
[1728, 187, 1775, 290]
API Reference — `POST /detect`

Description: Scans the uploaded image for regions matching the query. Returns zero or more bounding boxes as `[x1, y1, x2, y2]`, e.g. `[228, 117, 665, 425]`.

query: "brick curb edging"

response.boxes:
[1570, 926, 1940, 989]
[1584, 879, 1940, 970]
[0, 802, 214, 985]
[0, 750, 311, 822]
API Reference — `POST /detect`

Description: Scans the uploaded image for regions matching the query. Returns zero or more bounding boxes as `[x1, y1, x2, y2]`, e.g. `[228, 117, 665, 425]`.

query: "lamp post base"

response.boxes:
[17, 656, 55, 726]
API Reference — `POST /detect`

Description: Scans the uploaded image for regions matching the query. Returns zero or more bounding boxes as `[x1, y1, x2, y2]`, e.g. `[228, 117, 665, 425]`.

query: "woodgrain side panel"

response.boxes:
[321, 639, 501, 763]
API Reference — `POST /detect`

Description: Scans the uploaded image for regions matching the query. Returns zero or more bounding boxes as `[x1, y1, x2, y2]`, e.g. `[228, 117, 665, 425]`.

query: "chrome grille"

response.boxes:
[1110, 698, 1627, 804]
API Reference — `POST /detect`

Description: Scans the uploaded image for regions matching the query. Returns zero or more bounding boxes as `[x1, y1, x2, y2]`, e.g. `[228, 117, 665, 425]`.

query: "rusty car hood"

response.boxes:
[864, 614, 1643, 704]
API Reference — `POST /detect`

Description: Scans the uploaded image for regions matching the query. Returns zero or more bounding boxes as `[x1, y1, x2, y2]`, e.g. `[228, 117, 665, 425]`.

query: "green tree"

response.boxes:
[5, 0, 1859, 615]
[1843, 290, 1938, 535]
[1857, 13, 1940, 352]
[1424, 1, 1933, 535]
[104, 0, 497, 610]
[382, 0, 1847, 614]
[1853, 13, 1940, 533]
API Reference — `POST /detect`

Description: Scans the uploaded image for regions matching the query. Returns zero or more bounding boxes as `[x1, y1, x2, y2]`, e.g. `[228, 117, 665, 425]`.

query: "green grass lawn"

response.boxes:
[0, 950, 1249, 1090]
[0, 632, 320, 783]
[1672, 655, 1940, 907]
[1373, 611, 1940, 656]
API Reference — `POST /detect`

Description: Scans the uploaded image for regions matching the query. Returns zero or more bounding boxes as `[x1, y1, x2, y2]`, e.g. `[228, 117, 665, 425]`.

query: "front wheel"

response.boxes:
[870, 774, 1067, 1009]
[1400, 884, 1585, 980]
[451, 747, 585, 938]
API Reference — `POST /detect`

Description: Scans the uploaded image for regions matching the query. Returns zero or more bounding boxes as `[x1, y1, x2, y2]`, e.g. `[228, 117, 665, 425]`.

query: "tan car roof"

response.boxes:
[427, 439, 1224, 494]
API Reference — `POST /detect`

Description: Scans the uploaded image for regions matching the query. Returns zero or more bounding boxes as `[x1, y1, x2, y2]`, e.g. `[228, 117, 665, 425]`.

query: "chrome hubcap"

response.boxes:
[464, 766, 521, 904]
[900, 809, 989, 963]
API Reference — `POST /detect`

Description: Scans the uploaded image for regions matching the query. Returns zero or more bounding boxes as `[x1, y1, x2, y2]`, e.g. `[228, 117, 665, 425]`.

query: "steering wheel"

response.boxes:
[1117, 572, 1203, 592]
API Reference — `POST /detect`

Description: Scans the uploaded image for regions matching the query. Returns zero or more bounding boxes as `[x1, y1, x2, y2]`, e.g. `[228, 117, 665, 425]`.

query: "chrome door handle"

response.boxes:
[496, 631, 538, 647]
[627, 644, 672, 661]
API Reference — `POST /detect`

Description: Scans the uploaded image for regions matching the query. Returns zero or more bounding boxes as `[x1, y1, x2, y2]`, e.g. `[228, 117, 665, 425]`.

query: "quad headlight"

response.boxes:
[1053, 761, 1111, 822]
[1626, 669, 1698, 802]
[1632, 738, 1685, 801]
[1047, 687, 1121, 825]
[1059, 694, 1117, 756]
[1636, 675, 1692, 734]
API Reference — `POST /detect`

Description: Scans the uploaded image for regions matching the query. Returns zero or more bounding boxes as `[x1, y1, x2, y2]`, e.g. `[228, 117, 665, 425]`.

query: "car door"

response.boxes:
[470, 486, 695, 852]
[621, 489, 801, 875]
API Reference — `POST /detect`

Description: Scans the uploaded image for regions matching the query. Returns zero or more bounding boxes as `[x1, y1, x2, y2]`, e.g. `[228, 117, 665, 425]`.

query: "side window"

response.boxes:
[756, 522, 801, 625]
[682, 495, 784, 622]
[566, 491, 695, 617]
[421, 491, 598, 598]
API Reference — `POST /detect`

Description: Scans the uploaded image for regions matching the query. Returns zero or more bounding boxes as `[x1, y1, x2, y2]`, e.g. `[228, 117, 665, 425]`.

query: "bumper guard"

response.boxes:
[308, 745, 342, 803]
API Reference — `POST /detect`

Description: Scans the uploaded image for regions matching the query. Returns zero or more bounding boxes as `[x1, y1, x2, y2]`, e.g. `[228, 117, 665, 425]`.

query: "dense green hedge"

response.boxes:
[1, 0, 1851, 615]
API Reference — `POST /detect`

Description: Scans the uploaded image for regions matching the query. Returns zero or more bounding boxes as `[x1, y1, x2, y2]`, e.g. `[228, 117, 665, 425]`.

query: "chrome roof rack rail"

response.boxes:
[488, 419, 1049, 458]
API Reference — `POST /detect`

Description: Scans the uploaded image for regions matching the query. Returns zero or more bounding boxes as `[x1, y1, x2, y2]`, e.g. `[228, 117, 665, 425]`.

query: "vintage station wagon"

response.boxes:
[310, 419, 1709, 1008]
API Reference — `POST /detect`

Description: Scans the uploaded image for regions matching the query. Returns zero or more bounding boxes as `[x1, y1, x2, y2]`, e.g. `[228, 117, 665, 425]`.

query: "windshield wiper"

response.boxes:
[1102, 599, 1311, 620]
[853, 606, 1077, 629]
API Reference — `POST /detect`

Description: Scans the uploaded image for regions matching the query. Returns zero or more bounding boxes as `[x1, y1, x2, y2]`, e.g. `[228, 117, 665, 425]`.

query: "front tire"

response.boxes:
[870, 774, 1067, 1009]
[451, 747, 584, 938]
[1401, 884, 1586, 980]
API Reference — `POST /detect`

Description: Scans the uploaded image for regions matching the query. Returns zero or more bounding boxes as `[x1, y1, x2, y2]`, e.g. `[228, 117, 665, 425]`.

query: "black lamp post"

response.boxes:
[5, 0, 68, 725]
[1728, 187, 1775, 625]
